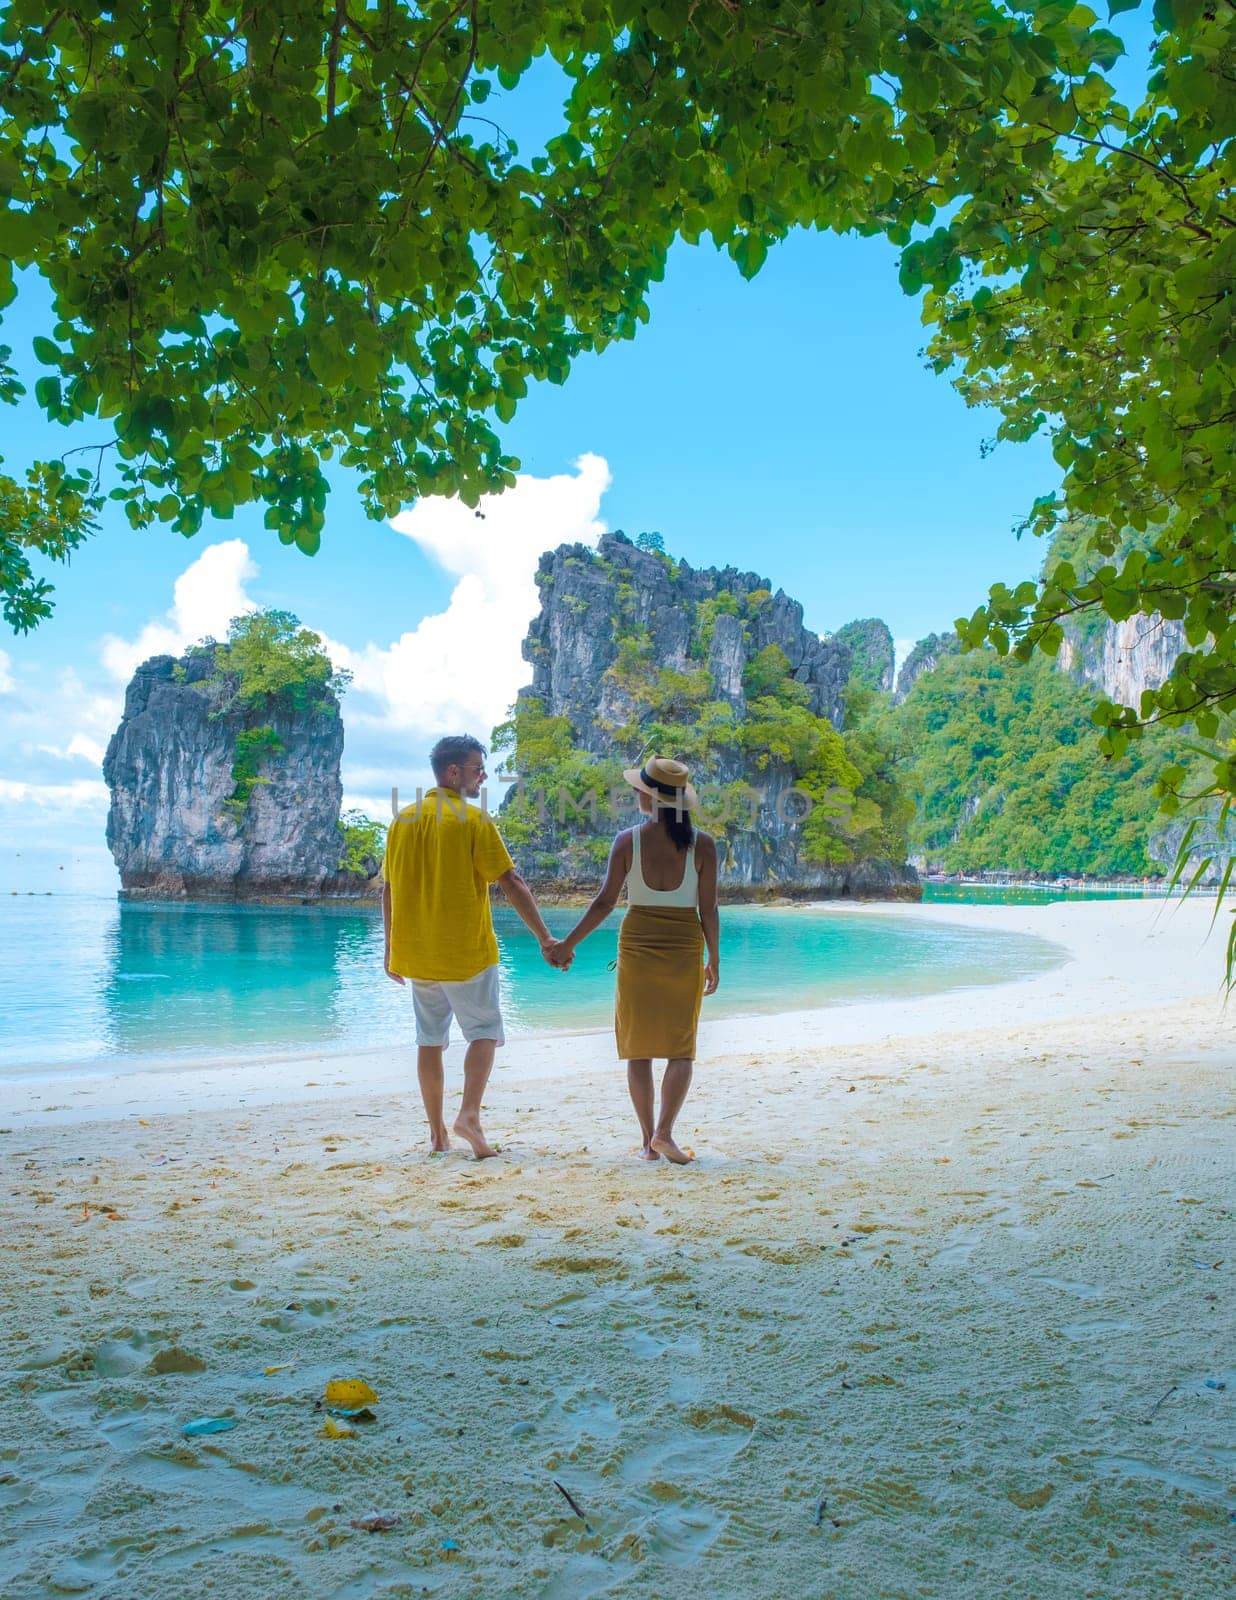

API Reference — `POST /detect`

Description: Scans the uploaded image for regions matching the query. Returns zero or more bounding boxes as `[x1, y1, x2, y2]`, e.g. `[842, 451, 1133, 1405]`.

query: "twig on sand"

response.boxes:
[552, 1479, 593, 1533]
[815, 1496, 841, 1528]
[1138, 1384, 1177, 1425]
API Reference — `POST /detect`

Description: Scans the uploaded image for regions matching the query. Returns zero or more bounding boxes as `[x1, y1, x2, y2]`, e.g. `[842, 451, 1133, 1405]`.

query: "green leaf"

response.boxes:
[733, 234, 768, 280]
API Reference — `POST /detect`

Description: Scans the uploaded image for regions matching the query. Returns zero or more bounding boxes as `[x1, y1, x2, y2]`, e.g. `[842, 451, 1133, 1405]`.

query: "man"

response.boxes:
[382, 734, 559, 1158]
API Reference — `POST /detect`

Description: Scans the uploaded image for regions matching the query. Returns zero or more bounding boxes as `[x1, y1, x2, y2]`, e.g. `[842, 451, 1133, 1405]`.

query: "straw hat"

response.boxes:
[622, 756, 699, 812]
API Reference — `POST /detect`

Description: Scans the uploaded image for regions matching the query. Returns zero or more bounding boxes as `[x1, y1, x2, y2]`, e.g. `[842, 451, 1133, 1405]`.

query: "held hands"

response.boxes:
[703, 959, 720, 996]
[542, 937, 574, 971]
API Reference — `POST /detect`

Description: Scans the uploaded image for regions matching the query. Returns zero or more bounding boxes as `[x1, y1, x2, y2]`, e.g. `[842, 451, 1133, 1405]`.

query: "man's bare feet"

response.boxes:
[650, 1133, 693, 1165]
[452, 1115, 500, 1159]
[637, 1143, 660, 1161]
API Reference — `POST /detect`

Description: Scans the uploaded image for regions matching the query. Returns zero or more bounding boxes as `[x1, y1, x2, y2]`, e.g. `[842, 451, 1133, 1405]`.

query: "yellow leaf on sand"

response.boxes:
[264, 1363, 293, 1376]
[324, 1379, 378, 1410]
[319, 1417, 356, 1439]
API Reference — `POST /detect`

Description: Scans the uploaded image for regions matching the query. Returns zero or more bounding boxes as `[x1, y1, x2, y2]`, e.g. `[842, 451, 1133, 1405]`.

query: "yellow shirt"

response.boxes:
[381, 789, 514, 981]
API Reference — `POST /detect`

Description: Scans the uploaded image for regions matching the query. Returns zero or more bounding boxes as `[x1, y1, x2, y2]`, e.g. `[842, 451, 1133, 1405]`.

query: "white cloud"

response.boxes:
[68, 733, 105, 766]
[0, 665, 122, 785]
[0, 778, 109, 813]
[330, 453, 611, 747]
[34, 733, 106, 767]
[100, 539, 259, 682]
[0, 648, 12, 694]
[341, 791, 396, 821]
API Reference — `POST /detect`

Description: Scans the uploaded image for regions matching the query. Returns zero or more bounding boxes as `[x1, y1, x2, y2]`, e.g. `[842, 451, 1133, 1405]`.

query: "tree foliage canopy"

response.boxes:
[204, 606, 348, 710]
[1, 1, 1232, 839]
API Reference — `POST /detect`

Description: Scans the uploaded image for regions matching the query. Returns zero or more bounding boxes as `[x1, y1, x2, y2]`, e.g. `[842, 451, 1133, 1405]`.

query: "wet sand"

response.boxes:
[1, 898, 1232, 1597]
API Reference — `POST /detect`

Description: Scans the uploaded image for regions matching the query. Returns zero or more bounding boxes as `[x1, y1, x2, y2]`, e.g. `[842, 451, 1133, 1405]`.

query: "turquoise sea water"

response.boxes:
[0, 884, 1072, 1076]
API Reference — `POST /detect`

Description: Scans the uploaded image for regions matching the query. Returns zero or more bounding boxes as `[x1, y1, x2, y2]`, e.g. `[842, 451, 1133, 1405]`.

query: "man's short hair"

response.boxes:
[430, 735, 486, 782]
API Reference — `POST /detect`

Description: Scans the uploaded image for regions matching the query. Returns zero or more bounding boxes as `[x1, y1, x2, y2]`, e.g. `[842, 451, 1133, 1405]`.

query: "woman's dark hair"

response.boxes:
[658, 803, 694, 852]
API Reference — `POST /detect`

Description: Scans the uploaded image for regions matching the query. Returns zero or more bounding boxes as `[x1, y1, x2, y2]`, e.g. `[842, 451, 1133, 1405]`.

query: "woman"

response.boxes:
[552, 757, 720, 1163]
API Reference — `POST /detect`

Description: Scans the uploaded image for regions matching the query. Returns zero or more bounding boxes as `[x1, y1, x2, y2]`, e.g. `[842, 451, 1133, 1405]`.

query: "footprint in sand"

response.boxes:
[624, 1326, 702, 1361]
[538, 1552, 620, 1600]
[47, 1522, 304, 1596]
[641, 1504, 730, 1566]
[47, 1548, 117, 1595]
[614, 1411, 752, 1563]
[1032, 1275, 1103, 1299]
[619, 1409, 752, 1489]
[16, 1337, 74, 1372]
[1059, 1319, 1137, 1341]
[546, 1384, 621, 1444]
[971, 1271, 1021, 1305]
[93, 1330, 158, 1378]
[1096, 1455, 1232, 1503]
[329, 1566, 454, 1599]
[932, 1237, 979, 1267]
[35, 1373, 179, 1452]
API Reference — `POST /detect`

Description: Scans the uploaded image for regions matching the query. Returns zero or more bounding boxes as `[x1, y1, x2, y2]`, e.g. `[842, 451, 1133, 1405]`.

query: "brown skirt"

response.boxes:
[615, 906, 705, 1060]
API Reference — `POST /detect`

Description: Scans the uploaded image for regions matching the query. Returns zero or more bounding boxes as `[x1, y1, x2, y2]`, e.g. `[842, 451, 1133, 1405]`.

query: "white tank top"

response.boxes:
[627, 827, 699, 908]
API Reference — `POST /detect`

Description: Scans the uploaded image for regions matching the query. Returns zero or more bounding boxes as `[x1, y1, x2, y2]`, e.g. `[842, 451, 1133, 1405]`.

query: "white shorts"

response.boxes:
[411, 964, 505, 1047]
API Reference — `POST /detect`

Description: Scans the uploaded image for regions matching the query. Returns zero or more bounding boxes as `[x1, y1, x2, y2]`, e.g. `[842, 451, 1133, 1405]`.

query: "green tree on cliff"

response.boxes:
[190, 607, 350, 818]
[208, 608, 349, 712]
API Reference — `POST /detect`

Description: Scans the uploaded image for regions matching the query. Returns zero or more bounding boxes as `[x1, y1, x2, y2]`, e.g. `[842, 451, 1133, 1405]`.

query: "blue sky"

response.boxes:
[0, 9, 1160, 884]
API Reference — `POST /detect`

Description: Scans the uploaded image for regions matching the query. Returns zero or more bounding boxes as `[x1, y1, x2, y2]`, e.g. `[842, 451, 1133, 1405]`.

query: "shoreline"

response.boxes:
[1, 896, 1225, 1129]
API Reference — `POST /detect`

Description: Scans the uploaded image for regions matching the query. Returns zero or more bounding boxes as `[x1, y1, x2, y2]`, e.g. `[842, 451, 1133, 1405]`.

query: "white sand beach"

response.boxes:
[1, 896, 1233, 1598]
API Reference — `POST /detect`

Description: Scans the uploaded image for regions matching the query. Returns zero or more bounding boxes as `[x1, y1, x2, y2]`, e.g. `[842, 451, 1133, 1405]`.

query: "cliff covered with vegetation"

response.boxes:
[104, 610, 383, 901]
[873, 519, 1218, 880]
[494, 534, 918, 898]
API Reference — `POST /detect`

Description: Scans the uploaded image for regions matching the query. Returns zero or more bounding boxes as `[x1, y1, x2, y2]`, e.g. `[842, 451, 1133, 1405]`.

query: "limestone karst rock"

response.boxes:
[104, 650, 373, 900]
[505, 534, 920, 899]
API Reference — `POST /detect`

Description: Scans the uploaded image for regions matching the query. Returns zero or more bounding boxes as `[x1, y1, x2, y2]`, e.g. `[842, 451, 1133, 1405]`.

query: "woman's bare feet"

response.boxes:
[452, 1115, 500, 1159]
[650, 1133, 693, 1165]
[429, 1132, 450, 1155]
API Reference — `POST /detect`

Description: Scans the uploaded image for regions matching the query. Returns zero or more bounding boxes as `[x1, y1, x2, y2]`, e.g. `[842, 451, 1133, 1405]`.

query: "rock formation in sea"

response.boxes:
[104, 650, 375, 901]
[522, 535, 852, 740]
[503, 533, 920, 899]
